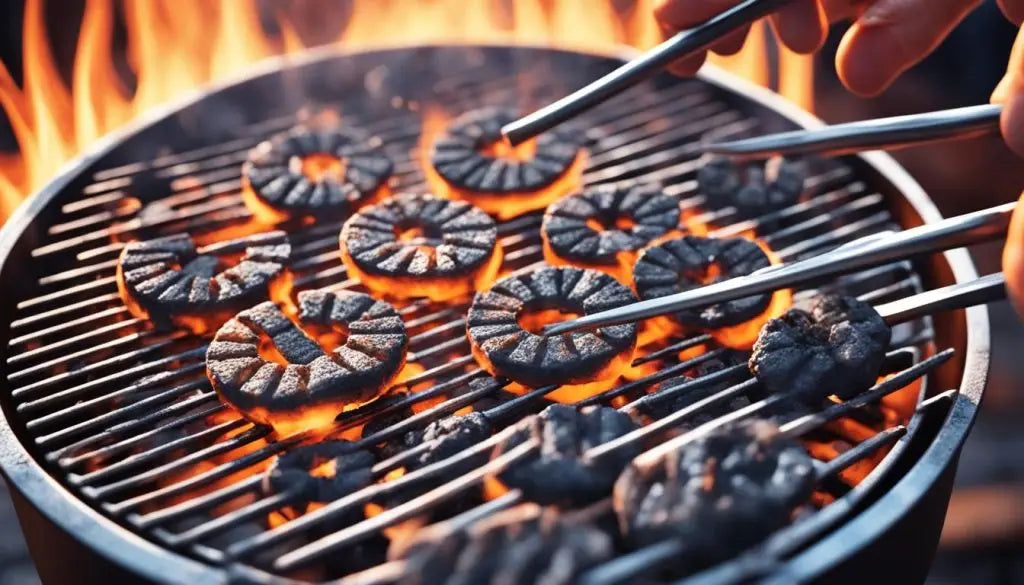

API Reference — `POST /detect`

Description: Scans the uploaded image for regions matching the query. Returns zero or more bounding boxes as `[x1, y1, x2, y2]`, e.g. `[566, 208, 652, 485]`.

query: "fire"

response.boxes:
[0, 0, 813, 222]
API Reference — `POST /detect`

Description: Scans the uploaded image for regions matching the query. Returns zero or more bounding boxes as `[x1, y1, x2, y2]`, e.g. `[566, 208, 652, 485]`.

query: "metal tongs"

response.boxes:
[543, 202, 1014, 336]
[501, 0, 797, 146]
[701, 103, 1003, 158]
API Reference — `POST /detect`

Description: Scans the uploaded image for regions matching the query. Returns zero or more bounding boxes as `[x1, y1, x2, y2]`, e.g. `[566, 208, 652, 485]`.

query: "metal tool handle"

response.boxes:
[543, 202, 1015, 336]
[501, 0, 796, 146]
[877, 272, 1007, 325]
[701, 104, 1003, 158]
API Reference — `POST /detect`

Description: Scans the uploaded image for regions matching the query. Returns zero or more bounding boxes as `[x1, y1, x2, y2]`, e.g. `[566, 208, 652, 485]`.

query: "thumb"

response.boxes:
[994, 26, 1024, 158]
[1003, 193, 1024, 320]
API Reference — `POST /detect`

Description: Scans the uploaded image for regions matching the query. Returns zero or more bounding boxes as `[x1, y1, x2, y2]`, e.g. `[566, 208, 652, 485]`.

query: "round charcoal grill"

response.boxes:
[0, 45, 988, 585]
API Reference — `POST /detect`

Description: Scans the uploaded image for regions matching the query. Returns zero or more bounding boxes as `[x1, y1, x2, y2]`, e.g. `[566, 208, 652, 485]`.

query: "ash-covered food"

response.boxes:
[697, 155, 807, 217]
[428, 107, 586, 220]
[494, 404, 640, 505]
[615, 420, 816, 566]
[263, 440, 375, 509]
[340, 193, 502, 301]
[750, 294, 891, 405]
[391, 504, 614, 585]
[242, 125, 393, 222]
[206, 288, 408, 428]
[633, 235, 772, 330]
[467, 266, 638, 388]
[542, 182, 679, 277]
[116, 231, 290, 332]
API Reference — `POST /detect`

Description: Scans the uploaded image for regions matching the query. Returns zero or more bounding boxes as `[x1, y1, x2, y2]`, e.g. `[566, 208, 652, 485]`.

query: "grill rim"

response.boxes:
[0, 43, 988, 585]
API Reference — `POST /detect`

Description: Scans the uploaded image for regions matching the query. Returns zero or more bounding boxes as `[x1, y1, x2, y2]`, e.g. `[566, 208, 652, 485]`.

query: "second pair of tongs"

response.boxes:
[543, 202, 1014, 336]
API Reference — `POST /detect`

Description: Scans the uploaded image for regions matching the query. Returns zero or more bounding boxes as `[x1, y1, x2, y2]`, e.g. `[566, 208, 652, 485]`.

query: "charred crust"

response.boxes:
[616, 420, 816, 563]
[542, 182, 679, 266]
[242, 125, 393, 219]
[495, 404, 640, 505]
[117, 231, 290, 327]
[697, 155, 807, 217]
[633, 235, 771, 329]
[749, 294, 891, 404]
[206, 288, 408, 422]
[467, 266, 638, 388]
[403, 411, 493, 470]
[430, 107, 582, 194]
[263, 440, 375, 505]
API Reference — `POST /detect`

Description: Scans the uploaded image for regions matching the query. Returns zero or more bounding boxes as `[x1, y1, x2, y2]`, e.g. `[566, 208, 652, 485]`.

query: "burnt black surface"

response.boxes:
[263, 440, 375, 505]
[206, 288, 408, 416]
[541, 182, 679, 267]
[393, 505, 613, 585]
[467, 266, 638, 387]
[242, 125, 393, 218]
[117, 231, 290, 327]
[430, 107, 581, 194]
[616, 420, 816, 571]
[404, 412, 494, 471]
[750, 295, 891, 405]
[633, 235, 772, 329]
[639, 351, 752, 421]
[696, 155, 807, 218]
[495, 404, 640, 505]
[340, 193, 497, 278]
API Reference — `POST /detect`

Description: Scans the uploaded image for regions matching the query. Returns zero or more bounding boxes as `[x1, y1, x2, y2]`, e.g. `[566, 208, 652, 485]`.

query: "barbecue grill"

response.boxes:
[0, 44, 989, 585]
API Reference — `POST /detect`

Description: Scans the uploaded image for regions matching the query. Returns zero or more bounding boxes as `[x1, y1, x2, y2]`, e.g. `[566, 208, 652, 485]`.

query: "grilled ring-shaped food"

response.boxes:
[427, 108, 586, 220]
[697, 155, 807, 218]
[339, 193, 502, 301]
[263, 440, 375, 516]
[542, 183, 680, 282]
[242, 126, 393, 223]
[116, 231, 291, 334]
[206, 288, 408, 430]
[467, 266, 638, 389]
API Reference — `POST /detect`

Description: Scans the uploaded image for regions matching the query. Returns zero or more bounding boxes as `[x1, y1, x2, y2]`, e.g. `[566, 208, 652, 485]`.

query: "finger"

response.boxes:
[997, 0, 1024, 25]
[821, 0, 871, 22]
[770, 0, 828, 53]
[666, 50, 709, 76]
[654, 0, 745, 28]
[836, 0, 983, 96]
[993, 27, 1024, 157]
[710, 27, 751, 55]
[1002, 192, 1024, 320]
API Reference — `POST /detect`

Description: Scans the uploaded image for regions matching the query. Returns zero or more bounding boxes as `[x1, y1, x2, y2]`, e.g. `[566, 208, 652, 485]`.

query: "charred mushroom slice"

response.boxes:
[615, 420, 816, 567]
[696, 155, 807, 217]
[242, 125, 393, 223]
[494, 404, 640, 505]
[633, 235, 773, 331]
[263, 440, 375, 516]
[427, 107, 586, 220]
[541, 183, 679, 281]
[391, 505, 614, 585]
[116, 231, 290, 333]
[206, 288, 408, 430]
[467, 266, 639, 389]
[750, 294, 891, 405]
[340, 193, 502, 301]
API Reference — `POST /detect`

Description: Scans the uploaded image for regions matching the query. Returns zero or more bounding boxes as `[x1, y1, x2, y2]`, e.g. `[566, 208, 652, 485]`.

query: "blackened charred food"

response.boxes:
[615, 420, 816, 566]
[639, 351, 751, 421]
[542, 182, 679, 279]
[206, 288, 408, 428]
[494, 404, 640, 505]
[242, 125, 393, 222]
[633, 235, 771, 329]
[392, 504, 613, 585]
[263, 440, 375, 513]
[750, 295, 891, 405]
[340, 193, 502, 301]
[467, 266, 638, 388]
[116, 231, 290, 333]
[428, 107, 586, 220]
[697, 155, 807, 217]
[405, 411, 494, 471]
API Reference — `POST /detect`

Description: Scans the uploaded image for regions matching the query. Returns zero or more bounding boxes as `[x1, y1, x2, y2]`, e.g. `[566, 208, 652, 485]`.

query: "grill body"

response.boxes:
[0, 45, 988, 585]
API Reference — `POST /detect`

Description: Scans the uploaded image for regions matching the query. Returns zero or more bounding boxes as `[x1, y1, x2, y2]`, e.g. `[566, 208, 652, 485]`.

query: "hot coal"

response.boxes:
[340, 193, 500, 301]
[697, 155, 807, 217]
[615, 420, 816, 568]
[494, 404, 640, 505]
[392, 505, 614, 585]
[542, 182, 679, 269]
[242, 125, 393, 221]
[467, 266, 638, 388]
[639, 351, 751, 421]
[750, 295, 891, 405]
[116, 231, 290, 330]
[360, 391, 415, 460]
[633, 235, 771, 329]
[206, 288, 408, 426]
[431, 107, 581, 194]
[263, 440, 375, 507]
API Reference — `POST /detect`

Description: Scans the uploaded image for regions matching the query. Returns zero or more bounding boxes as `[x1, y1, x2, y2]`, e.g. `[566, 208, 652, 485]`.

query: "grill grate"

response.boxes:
[2, 47, 940, 584]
